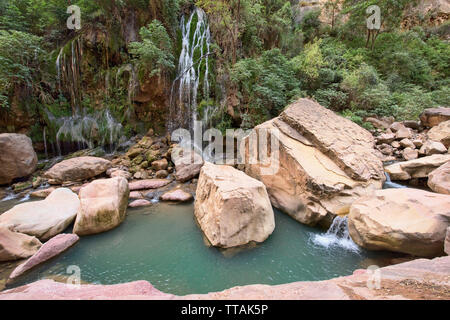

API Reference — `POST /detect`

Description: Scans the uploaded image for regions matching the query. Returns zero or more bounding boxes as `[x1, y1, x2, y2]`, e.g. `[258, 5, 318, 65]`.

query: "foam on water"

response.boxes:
[311, 216, 360, 253]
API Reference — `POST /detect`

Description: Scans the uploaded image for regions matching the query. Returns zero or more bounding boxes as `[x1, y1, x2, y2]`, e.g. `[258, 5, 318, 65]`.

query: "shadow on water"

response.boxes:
[1, 200, 407, 296]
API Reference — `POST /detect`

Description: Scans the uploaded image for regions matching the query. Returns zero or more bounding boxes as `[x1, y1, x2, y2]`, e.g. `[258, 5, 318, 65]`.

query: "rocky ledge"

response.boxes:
[0, 256, 448, 300]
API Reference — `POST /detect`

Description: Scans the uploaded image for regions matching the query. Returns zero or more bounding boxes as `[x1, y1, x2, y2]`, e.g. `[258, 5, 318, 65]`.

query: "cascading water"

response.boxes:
[169, 7, 212, 133]
[383, 172, 407, 189]
[311, 216, 360, 252]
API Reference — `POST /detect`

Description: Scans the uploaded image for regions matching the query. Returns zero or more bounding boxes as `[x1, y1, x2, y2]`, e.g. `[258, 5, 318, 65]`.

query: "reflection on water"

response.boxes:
[1, 199, 405, 295]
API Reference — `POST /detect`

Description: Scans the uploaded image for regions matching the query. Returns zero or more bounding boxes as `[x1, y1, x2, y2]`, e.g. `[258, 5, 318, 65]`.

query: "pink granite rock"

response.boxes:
[128, 200, 152, 208]
[160, 189, 193, 202]
[9, 234, 79, 280]
[128, 179, 171, 191]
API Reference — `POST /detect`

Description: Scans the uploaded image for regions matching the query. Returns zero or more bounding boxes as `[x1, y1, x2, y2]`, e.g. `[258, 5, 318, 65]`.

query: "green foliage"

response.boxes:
[231, 48, 300, 128]
[129, 20, 175, 78]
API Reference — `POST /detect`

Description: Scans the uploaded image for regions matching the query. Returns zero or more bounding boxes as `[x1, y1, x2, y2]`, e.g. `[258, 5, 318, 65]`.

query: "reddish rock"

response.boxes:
[9, 234, 79, 280]
[129, 200, 152, 208]
[151, 159, 168, 171]
[128, 179, 171, 191]
[0, 256, 449, 300]
[161, 189, 193, 202]
[428, 161, 450, 195]
[44, 157, 111, 184]
[129, 191, 144, 200]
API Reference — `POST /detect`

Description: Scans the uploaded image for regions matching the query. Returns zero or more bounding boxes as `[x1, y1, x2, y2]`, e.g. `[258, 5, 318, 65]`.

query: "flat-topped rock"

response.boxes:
[44, 157, 111, 184]
[280, 99, 384, 182]
[128, 179, 171, 191]
[30, 187, 56, 198]
[73, 177, 129, 236]
[420, 107, 450, 127]
[9, 234, 79, 280]
[0, 188, 80, 241]
[0, 227, 42, 262]
[128, 200, 152, 208]
[385, 154, 450, 180]
[195, 163, 275, 248]
[161, 189, 193, 202]
[0, 134, 37, 185]
[348, 188, 450, 257]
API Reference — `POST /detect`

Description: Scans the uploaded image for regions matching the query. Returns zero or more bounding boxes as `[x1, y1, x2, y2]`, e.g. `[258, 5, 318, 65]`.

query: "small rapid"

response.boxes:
[311, 216, 360, 252]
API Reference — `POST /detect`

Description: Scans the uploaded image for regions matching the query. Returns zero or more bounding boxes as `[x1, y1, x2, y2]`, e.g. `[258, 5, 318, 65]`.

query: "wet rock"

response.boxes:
[0, 227, 42, 262]
[9, 234, 79, 280]
[73, 177, 129, 236]
[44, 157, 111, 184]
[348, 188, 450, 257]
[151, 159, 168, 171]
[128, 200, 152, 208]
[420, 107, 450, 128]
[155, 170, 169, 179]
[428, 161, 450, 195]
[385, 154, 450, 180]
[30, 187, 56, 198]
[0, 188, 80, 241]
[0, 134, 38, 185]
[195, 163, 275, 248]
[128, 179, 171, 191]
[161, 189, 193, 202]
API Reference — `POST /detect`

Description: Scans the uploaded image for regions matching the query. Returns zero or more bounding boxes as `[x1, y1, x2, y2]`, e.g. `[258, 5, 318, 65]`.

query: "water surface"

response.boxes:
[1, 198, 402, 295]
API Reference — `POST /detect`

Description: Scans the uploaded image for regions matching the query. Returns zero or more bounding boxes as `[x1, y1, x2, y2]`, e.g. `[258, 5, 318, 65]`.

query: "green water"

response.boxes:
[1, 196, 400, 295]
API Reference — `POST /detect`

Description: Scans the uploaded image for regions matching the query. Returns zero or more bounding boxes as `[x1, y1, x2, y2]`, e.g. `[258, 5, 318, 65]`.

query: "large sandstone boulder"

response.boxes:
[420, 107, 450, 128]
[428, 120, 450, 148]
[348, 189, 450, 257]
[244, 99, 384, 227]
[195, 163, 275, 248]
[73, 177, 129, 236]
[0, 227, 42, 262]
[44, 157, 111, 184]
[0, 188, 80, 240]
[0, 134, 37, 185]
[171, 146, 204, 182]
[9, 234, 79, 280]
[385, 154, 450, 180]
[428, 161, 450, 194]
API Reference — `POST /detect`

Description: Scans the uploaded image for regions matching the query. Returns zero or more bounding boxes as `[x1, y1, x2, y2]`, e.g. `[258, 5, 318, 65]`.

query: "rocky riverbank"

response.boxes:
[0, 98, 449, 299]
[0, 256, 448, 300]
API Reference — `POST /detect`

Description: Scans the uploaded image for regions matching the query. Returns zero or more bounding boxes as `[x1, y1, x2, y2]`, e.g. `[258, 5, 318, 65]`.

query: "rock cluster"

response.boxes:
[373, 108, 450, 162]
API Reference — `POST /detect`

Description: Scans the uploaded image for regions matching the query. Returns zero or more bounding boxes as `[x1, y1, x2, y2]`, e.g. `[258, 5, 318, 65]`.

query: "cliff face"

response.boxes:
[402, 0, 450, 29]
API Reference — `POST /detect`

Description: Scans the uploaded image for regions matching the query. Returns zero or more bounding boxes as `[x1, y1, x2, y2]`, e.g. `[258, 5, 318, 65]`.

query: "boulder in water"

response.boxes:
[9, 234, 79, 280]
[161, 189, 193, 202]
[0, 188, 80, 241]
[0, 227, 42, 262]
[0, 134, 37, 185]
[348, 188, 450, 257]
[73, 177, 129, 236]
[128, 179, 171, 191]
[195, 163, 275, 248]
[44, 156, 111, 184]
[128, 200, 152, 208]
[428, 161, 450, 195]
[244, 99, 384, 227]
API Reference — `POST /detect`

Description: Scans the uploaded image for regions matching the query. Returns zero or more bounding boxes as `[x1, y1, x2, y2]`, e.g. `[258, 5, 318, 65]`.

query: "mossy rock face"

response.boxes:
[140, 161, 149, 169]
[13, 181, 33, 192]
[145, 150, 160, 163]
[138, 136, 154, 148]
[127, 147, 144, 159]
[132, 155, 144, 166]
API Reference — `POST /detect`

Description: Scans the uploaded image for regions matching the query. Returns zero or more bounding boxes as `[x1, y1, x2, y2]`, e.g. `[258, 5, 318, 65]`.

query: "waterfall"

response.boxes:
[169, 7, 212, 133]
[383, 172, 407, 189]
[47, 109, 123, 156]
[43, 127, 48, 159]
[55, 38, 83, 112]
[311, 216, 360, 252]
